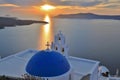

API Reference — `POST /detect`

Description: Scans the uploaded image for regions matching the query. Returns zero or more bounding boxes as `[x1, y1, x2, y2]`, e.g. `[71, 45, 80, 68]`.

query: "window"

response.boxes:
[58, 37, 61, 40]
[62, 48, 64, 53]
[55, 46, 58, 50]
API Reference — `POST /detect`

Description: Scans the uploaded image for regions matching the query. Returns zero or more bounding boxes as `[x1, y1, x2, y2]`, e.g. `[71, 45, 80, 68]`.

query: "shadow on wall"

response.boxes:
[81, 74, 90, 80]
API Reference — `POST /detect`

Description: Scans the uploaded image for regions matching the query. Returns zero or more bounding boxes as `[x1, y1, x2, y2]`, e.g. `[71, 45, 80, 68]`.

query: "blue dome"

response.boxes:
[26, 50, 70, 77]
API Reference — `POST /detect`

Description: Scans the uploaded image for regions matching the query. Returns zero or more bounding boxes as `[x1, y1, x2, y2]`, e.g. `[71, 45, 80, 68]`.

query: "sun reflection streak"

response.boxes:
[44, 15, 50, 33]
[38, 15, 53, 50]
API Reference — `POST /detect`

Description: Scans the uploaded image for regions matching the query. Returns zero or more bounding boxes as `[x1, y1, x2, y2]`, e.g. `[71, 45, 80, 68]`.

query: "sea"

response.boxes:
[0, 15, 120, 75]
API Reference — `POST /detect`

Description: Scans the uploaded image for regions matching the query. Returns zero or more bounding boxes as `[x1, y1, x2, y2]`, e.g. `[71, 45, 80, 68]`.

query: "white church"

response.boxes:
[0, 31, 119, 80]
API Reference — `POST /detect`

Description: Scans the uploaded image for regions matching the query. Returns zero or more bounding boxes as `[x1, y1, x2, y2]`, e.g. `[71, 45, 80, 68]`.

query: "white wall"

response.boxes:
[44, 69, 71, 80]
[90, 65, 99, 80]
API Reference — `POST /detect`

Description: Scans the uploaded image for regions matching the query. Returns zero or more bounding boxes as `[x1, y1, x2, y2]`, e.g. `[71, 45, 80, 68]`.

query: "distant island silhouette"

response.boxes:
[55, 13, 120, 20]
[0, 17, 48, 29]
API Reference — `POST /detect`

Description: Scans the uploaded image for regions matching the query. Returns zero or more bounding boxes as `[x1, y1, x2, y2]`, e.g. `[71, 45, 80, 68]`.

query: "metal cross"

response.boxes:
[45, 42, 50, 50]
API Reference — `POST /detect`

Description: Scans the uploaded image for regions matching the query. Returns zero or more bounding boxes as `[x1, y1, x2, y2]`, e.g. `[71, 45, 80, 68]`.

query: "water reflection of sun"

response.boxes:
[44, 15, 50, 33]
[38, 15, 53, 50]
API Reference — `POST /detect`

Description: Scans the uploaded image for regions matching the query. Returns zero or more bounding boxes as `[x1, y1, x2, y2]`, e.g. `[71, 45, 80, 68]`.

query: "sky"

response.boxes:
[0, 0, 120, 18]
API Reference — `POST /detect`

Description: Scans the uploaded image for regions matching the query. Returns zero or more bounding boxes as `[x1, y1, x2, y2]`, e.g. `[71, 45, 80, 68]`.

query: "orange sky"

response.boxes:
[9, 5, 120, 18]
[0, 0, 120, 18]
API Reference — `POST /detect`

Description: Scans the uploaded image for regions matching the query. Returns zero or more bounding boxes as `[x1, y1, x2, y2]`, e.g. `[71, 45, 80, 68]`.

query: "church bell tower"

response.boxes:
[51, 31, 69, 58]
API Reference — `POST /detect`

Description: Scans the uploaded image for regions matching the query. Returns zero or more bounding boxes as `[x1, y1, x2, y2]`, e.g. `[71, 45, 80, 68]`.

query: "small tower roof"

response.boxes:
[26, 50, 70, 77]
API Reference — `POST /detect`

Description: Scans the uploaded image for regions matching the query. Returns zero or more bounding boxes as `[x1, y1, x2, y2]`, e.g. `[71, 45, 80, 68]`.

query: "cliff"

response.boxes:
[0, 17, 48, 29]
[55, 13, 120, 20]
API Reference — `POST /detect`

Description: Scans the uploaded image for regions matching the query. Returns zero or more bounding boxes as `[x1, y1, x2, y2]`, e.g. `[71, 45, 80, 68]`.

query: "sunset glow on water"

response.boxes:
[38, 15, 53, 50]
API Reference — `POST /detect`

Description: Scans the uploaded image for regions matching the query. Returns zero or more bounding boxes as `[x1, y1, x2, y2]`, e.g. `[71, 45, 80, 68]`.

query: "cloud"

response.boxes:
[0, 4, 19, 7]
[0, 0, 42, 6]
[104, 0, 120, 8]
[0, 0, 120, 10]
[101, 3, 120, 9]
[93, 0, 120, 9]
[0, 0, 108, 7]
[49, 0, 109, 7]
[105, 4, 120, 8]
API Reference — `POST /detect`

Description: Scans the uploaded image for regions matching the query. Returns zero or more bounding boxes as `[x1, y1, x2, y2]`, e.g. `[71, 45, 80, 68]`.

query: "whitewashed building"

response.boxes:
[0, 32, 119, 80]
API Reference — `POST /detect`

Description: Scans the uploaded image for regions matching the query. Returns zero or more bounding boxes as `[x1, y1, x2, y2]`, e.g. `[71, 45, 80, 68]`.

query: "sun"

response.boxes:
[41, 4, 56, 11]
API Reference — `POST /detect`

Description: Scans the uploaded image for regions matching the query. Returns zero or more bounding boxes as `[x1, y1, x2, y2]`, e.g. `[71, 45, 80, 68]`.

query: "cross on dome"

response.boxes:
[45, 42, 50, 50]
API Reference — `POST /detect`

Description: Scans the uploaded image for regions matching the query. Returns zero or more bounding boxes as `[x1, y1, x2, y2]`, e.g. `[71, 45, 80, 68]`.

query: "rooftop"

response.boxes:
[68, 56, 99, 75]
[0, 49, 38, 77]
[0, 49, 99, 78]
